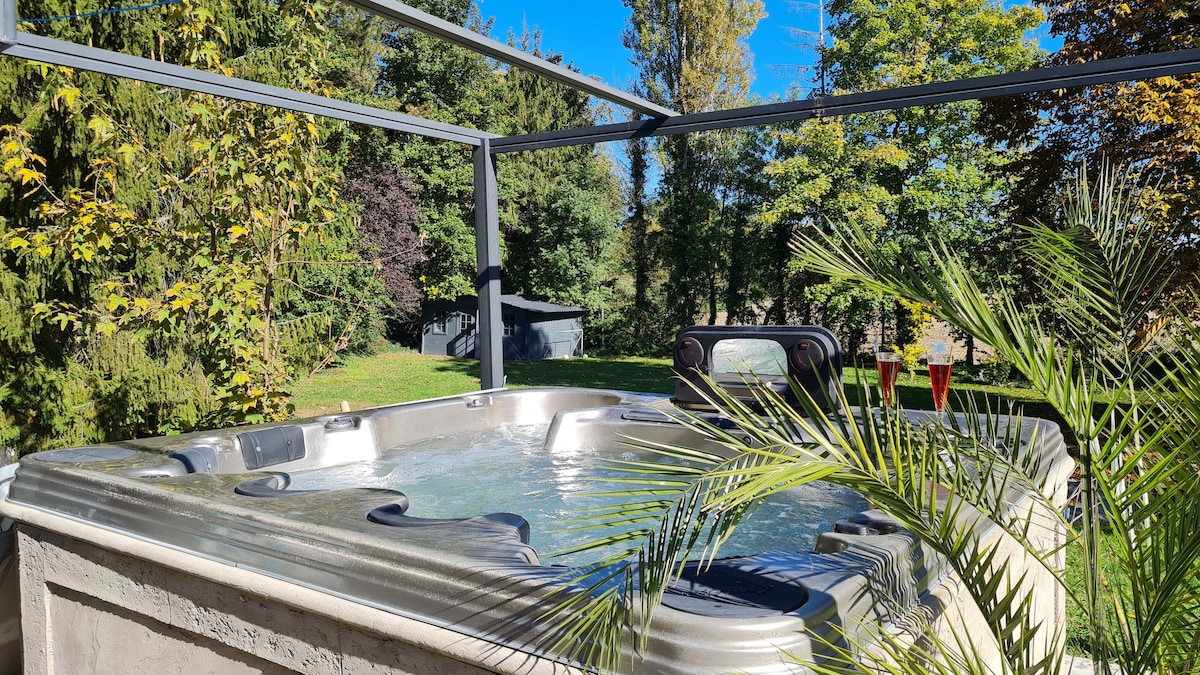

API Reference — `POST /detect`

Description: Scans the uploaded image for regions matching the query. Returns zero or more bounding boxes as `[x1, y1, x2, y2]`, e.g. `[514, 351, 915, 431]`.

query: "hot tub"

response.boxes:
[0, 386, 1072, 674]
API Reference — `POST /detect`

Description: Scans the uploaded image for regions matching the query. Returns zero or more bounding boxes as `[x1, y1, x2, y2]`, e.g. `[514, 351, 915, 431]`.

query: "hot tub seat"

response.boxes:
[662, 558, 811, 618]
[368, 502, 531, 541]
[234, 473, 333, 497]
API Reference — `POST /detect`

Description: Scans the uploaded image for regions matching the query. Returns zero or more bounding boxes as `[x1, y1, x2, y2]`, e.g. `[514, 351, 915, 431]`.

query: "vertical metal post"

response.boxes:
[473, 138, 504, 390]
[1, 0, 18, 45]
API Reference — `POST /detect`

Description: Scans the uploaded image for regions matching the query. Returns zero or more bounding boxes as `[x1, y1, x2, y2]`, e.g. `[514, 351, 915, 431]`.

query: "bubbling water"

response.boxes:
[287, 422, 868, 565]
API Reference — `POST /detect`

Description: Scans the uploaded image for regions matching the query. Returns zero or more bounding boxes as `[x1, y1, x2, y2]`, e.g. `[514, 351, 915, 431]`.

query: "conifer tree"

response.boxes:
[622, 0, 765, 333]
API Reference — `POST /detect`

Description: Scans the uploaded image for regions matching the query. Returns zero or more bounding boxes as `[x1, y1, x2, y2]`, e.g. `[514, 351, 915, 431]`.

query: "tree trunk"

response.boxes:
[629, 138, 650, 311]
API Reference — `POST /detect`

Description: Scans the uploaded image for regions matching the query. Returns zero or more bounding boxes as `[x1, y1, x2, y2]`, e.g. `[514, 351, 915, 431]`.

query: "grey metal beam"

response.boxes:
[1, 32, 494, 145]
[0, 0, 16, 45]
[492, 47, 1200, 153]
[473, 138, 504, 390]
[344, 0, 676, 119]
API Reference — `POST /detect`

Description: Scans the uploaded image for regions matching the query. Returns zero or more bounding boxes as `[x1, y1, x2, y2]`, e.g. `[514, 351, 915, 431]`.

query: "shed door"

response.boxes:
[447, 311, 477, 358]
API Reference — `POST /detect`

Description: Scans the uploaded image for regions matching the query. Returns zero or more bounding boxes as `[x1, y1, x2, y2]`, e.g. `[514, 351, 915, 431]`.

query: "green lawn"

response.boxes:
[289, 347, 484, 416]
[1063, 530, 1132, 656]
[291, 347, 1065, 430]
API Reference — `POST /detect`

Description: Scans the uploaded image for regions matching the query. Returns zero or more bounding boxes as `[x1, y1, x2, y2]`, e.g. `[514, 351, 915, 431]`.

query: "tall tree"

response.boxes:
[718, 122, 774, 325]
[340, 161, 424, 330]
[622, 0, 765, 332]
[378, 0, 501, 302]
[606, 132, 673, 355]
[494, 26, 622, 315]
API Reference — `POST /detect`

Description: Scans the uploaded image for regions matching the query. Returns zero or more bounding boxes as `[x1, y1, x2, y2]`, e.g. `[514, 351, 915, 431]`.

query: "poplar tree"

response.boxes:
[622, 0, 765, 333]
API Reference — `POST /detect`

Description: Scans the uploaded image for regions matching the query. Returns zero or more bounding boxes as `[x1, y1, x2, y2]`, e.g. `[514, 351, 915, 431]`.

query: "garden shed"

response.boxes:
[421, 295, 584, 361]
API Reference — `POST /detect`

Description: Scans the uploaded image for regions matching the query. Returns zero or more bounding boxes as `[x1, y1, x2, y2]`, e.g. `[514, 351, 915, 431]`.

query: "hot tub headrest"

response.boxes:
[237, 426, 305, 470]
[672, 325, 843, 413]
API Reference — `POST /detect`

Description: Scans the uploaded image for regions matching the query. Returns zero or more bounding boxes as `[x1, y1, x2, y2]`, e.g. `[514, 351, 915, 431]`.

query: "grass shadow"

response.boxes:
[503, 357, 674, 394]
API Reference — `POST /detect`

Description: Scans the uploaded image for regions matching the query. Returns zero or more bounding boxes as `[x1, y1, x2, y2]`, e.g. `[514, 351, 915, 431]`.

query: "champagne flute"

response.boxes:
[927, 342, 953, 413]
[875, 351, 901, 406]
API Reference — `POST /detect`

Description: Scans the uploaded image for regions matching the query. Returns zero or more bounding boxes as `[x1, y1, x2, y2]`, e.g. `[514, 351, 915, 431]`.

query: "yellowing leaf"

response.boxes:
[54, 86, 81, 109]
[86, 116, 112, 138]
[107, 294, 129, 312]
[170, 296, 195, 311]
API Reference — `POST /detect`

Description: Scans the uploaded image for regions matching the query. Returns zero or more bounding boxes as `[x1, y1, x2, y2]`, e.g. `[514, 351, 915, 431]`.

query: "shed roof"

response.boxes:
[501, 295, 583, 315]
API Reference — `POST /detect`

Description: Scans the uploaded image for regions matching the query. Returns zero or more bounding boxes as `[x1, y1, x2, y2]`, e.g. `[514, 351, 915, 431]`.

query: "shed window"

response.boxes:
[432, 315, 447, 335]
[461, 312, 476, 333]
[503, 313, 516, 337]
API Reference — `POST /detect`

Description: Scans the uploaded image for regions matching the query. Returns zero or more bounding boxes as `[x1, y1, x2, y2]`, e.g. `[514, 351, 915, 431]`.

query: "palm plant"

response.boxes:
[541, 164, 1200, 675]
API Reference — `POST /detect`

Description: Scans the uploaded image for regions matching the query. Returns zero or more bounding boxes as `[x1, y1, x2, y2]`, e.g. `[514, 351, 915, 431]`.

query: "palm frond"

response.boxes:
[534, 163, 1198, 674]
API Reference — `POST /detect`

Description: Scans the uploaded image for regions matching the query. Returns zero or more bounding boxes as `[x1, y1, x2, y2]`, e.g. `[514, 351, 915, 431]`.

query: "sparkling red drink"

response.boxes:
[875, 352, 901, 406]
[928, 361, 953, 412]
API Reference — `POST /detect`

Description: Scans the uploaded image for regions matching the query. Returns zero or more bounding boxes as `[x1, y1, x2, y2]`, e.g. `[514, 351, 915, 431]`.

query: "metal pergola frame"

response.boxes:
[3, 0, 1200, 390]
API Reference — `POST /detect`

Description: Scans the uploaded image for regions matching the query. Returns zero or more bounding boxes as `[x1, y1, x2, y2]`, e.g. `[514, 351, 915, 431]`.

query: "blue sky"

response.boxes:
[477, 1, 1060, 105]
[477, 0, 827, 101]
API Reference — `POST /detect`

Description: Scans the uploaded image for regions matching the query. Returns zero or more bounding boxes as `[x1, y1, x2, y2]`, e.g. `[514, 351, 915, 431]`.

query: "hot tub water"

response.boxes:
[286, 421, 868, 564]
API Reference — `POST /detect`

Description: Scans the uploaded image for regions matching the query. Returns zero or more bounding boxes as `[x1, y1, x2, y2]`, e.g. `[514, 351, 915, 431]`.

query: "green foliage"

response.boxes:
[378, 0, 500, 301]
[0, 0, 633, 449]
[503, 157, 620, 312]
[494, 26, 622, 315]
[0, 0, 388, 449]
[982, 0, 1200, 306]
[605, 135, 674, 356]
[622, 0, 764, 113]
[760, 0, 1041, 351]
[795, 164, 1200, 674]
[890, 298, 934, 377]
[620, 0, 766, 333]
